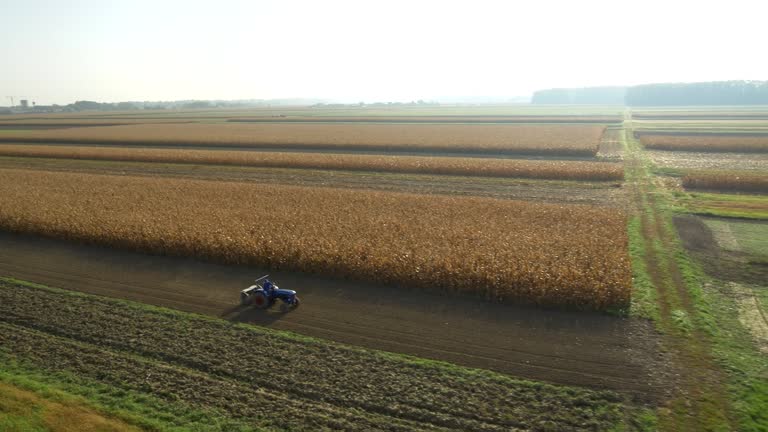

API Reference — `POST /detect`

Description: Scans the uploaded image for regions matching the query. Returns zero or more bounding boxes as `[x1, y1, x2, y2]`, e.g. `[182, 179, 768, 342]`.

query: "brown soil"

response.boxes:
[598, 128, 624, 160]
[674, 216, 768, 286]
[0, 281, 634, 431]
[0, 231, 666, 402]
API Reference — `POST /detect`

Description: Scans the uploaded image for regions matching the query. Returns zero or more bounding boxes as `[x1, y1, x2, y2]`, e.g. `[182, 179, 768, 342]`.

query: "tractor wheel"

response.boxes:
[293, 297, 300, 309]
[251, 291, 270, 309]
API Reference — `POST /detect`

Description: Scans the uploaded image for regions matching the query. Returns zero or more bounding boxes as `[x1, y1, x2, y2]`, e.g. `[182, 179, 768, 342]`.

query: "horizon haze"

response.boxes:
[2, 0, 767, 105]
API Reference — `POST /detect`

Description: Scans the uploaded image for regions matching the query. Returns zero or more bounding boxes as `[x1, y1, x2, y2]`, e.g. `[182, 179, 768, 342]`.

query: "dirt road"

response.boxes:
[0, 231, 665, 401]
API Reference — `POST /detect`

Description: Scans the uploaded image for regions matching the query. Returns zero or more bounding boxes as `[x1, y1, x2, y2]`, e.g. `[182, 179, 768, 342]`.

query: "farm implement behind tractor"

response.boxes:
[240, 275, 300, 311]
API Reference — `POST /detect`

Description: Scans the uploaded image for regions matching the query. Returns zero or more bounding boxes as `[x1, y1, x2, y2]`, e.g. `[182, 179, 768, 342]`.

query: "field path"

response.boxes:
[0, 231, 664, 401]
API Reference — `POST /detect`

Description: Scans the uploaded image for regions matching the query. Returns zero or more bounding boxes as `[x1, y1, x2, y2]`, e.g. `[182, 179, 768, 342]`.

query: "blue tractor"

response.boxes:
[240, 275, 300, 311]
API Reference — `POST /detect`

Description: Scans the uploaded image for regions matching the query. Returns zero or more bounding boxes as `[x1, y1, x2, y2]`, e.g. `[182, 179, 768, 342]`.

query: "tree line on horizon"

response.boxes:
[532, 81, 768, 106]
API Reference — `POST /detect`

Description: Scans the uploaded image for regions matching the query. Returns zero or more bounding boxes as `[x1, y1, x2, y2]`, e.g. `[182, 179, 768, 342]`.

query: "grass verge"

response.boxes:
[676, 192, 768, 220]
[0, 362, 254, 432]
[626, 127, 768, 430]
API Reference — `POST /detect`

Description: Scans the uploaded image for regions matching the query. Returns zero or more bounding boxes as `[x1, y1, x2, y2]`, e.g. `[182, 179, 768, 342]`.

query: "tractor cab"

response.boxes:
[240, 275, 300, 310]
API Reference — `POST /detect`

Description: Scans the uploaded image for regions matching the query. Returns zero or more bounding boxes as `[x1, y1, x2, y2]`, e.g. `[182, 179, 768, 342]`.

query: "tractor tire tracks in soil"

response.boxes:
[625, 129, 734, 431]
[0, 230, 665, 403]
[0, 281, 633, 432]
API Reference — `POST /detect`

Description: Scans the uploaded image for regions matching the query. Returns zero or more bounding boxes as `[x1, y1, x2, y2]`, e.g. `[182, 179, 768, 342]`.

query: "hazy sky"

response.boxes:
[2, 0, 766, 105]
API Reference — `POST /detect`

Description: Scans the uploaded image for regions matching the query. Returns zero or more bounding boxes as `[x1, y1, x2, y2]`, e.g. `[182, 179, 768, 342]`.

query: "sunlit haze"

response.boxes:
[2, 0, 766, 105]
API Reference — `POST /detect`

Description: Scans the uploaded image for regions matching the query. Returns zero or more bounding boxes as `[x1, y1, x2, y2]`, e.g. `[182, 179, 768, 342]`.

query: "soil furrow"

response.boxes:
[0, 230, 663, 400]
[0, 281, 631, 431]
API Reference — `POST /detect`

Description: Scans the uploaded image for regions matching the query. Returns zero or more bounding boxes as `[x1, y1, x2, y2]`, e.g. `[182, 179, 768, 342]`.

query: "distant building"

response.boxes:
[20, 99, 29, 108]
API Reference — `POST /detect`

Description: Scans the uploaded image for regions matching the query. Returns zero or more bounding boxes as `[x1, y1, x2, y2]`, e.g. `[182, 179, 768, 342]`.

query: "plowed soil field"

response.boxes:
[0, 280, 639, 431]
[0, 231, 667, 401]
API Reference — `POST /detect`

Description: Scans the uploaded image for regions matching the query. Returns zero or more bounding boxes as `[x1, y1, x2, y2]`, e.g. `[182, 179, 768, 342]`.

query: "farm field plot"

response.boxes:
[226, 115, 622, 124]
[0, 144, 624, 181]
[0, 168, 632, 310]
[0, 231, 665, 396]
[640, 134, 768, 152]
[681, 171, 768, 193]
[676, 192, 768, 220]
[8, 105, 624, 118]
[0, 119, 196, 127]
[0, 123, 607, 156]
[0, 279, 646, 431]
[674, 215, 768, 353]
[0, 156, 627, 206]
[632, 125, 768, 136]
[648, 150, 768, 171]
[597, 127, 624, 160]
[632, 110, 768, 120]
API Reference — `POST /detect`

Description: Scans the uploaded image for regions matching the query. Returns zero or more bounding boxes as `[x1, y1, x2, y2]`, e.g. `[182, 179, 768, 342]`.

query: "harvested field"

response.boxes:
[640, 134, 768, 152]
[0, 280, 636, 431]
[0, 124, 126, 130]
[648, 150, 768, 171]
[632, 112, 768, 120]
[0, 119, 194, 126]
[597, 128, 624, 160]
[0, 123, 606, 156]
[682, 171, 768, 193]
[0, 168, 632, 310]
[634, 130, 768, 138]
[0, 144, 624, 181]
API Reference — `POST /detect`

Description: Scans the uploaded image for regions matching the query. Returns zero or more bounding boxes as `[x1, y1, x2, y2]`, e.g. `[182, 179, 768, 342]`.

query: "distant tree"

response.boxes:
[532, 87, 627, 105]
[115, 102, 138, 110]
[181, 101, 212, 109]
[625, 81, 768, 106]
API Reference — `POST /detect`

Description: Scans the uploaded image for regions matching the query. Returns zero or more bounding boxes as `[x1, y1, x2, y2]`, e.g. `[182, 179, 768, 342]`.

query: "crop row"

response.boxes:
[682, 171, 768, 193]
[0, 280, 628, 431]
[0, 144, 624, 181]
[0, 123, 606, 156]
[640, 134, 768, 153]
[0, 168, 631, 310]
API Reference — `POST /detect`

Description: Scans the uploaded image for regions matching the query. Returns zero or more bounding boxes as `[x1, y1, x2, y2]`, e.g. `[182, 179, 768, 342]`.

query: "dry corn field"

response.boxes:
[0, 144, 624, 181]
[0, 168, 631, 310]
[640, 134, 768, 153]
[0, 123, 606, 156]
[682, 171, 768, 193]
